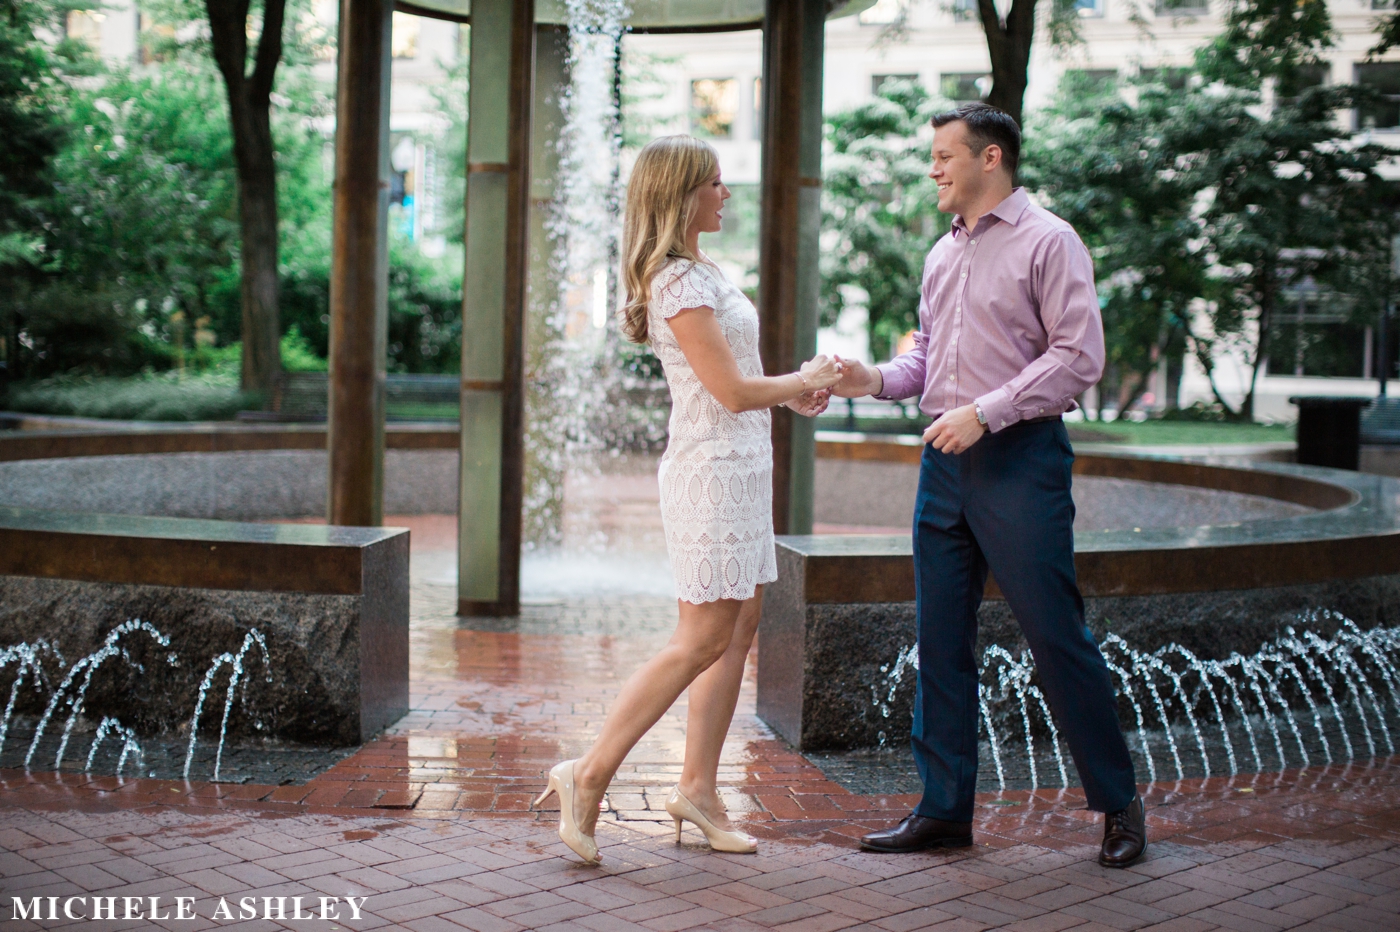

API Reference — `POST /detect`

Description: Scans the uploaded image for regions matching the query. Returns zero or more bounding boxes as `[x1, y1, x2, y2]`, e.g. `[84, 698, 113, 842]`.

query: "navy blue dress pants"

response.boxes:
[910, 419, 1137, 822]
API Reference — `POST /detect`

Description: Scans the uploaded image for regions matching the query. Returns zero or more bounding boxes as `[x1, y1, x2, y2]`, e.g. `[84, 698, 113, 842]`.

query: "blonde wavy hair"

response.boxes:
[620, 135, 720, 344]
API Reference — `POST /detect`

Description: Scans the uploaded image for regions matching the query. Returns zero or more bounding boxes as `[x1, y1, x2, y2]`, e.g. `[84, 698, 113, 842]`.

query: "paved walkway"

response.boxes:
[3, 763, 1399, 930]
[4, 511, 1400, 929]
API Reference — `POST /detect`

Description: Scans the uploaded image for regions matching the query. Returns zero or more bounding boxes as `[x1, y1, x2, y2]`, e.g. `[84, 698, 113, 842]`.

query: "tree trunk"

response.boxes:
[206, 0, 285, 401]
[976, 0, 1037, 127]
[1242, 264, 1276, 423]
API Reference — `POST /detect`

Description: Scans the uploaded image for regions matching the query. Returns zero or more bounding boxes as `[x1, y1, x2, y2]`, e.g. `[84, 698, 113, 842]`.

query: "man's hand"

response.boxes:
[832, 357, 882, 398]
[785, 389, 831, 418]
[924, 404, 987, 455]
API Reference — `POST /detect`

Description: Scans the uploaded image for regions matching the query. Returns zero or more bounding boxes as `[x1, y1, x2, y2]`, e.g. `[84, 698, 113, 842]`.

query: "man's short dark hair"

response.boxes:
[930, 102, 1021, 180]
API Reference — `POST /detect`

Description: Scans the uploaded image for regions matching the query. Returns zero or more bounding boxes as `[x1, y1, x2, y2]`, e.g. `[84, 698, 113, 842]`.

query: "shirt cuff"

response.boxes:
[872, 363, 912, 400]
[976, 389, 1018, 433]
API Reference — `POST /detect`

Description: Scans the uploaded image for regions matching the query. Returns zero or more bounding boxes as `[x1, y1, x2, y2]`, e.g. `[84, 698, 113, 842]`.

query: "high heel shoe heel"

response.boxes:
[665, 787, 757, 854]
[532, 760, 601, 865]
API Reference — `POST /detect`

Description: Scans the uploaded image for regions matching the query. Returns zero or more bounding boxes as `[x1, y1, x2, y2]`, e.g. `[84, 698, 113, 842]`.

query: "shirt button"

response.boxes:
[960, 271, 967, 278]
[948, 374, 955, 381]
[970, 239, 977, 245]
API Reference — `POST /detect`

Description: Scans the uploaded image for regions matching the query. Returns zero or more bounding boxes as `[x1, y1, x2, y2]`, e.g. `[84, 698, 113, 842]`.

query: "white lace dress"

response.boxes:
[649, 258, 777, 604]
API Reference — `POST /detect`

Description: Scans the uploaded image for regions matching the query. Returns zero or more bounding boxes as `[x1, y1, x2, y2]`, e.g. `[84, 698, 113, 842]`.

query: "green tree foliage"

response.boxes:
[1024, 2, 1399, 420]
[0, 1, 92, 380]
[1022, 71, 1203, 418]
[1196, 0, 1334, 88]
[1187, 83, 1398, 418]
[35, 67, 240, 373]
[2, 12, 463, 385]
[821, 79, 950, 359]
[0, 2, 66, 253]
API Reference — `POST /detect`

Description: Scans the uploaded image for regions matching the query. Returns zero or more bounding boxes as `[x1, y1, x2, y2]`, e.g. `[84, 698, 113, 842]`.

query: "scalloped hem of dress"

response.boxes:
[673, 574, 778, 606]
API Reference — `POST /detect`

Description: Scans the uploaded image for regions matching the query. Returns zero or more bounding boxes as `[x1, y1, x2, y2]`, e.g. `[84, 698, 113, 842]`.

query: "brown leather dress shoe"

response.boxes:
[859, 814, 973, 853]
[1099, 795, 1147, 867]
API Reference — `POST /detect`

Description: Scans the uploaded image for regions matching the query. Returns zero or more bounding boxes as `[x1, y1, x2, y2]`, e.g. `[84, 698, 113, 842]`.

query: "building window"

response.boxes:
[1357, 63, 1400, 129]
[1276, 64, 1329, 106]
[1156, 0, 1210, 14]
[391, 12, 419, 60]
[859, 0, 904, 24]
[952, 0, 979, 23]
[65, 10, 103, 48]
[1063, 69, 1118, 92]
[691, 78, 738, 139]
[1138, 67, 1189, 90]
[940, 73, 992, 102]
[1374, 0, 1396, 9]
[1075, 0, 1105, 16]
[872, 74, 919, 95]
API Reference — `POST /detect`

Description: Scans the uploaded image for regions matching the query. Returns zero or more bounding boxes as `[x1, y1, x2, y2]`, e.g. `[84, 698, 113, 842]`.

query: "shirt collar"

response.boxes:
[952, 187, 1030, 238]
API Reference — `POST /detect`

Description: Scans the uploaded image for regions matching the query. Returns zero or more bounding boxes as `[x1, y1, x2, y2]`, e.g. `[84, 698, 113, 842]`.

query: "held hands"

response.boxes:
[830, 356, 880, 398]
[798, 354, 843, 391]
[785, 388, 831, 418]
[923, 403, 987, 455]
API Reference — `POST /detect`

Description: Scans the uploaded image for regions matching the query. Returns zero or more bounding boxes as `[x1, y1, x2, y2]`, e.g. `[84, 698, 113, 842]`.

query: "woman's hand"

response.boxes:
[799, 354, 843, 391]
[785, 389, 830, 418]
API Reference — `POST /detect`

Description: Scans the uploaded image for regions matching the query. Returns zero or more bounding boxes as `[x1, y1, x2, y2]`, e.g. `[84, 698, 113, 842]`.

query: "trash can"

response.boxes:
[1289, 396, 1372, 470]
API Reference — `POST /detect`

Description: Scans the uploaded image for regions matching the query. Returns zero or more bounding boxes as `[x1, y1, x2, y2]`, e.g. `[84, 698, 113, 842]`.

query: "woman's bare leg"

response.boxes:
[677, 588, 762, 831]
[571, 597, 744, 835]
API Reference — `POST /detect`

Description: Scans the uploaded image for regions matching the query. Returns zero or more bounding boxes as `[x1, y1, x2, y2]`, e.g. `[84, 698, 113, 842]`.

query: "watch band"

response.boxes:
[975, 403, 987, 426]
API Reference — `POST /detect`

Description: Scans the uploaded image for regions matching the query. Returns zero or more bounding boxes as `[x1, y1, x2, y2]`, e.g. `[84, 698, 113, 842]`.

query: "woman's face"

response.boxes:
[688, 169, 730, 237]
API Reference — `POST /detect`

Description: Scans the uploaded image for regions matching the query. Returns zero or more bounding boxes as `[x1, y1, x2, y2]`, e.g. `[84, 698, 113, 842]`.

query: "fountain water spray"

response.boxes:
[874, 614, 1400, 787]
[0, 639, 62, 756]
[525, 0, 652, 549]
[22, 620, 173, 770]
[184, 630, 271, 782]
[85, 716, 143, 777]
[2, 623, 275, 780]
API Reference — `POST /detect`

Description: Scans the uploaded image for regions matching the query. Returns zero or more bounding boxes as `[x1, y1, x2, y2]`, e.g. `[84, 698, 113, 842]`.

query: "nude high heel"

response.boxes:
[665, 786, 757, 854]
[532, 760, 601, 865]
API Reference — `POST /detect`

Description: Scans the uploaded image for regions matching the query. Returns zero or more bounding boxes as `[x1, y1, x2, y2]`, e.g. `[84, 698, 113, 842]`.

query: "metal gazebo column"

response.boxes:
[457, 0, 535, 616]
[327, 0, 393, 527]
[758, 0, 826, 535]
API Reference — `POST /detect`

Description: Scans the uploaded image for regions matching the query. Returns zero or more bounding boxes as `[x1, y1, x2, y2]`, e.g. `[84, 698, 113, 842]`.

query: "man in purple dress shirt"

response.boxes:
[834, 102, 1146, 867]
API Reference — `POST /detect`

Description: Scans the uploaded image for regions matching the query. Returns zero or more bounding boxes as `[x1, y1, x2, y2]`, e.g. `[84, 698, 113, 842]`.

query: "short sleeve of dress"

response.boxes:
[653, 261, 718, 320]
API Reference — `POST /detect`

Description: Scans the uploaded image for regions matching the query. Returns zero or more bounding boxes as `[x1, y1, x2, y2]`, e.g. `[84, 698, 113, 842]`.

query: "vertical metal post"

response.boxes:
[327, 0, 393, 527]
[758, 0, 825, 535]
[458, 0, 535, 617]
[1381, 302, 1390, 399]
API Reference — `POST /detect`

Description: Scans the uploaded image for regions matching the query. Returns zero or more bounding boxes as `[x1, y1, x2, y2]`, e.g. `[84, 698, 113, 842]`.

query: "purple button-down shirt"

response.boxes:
[875, 188, 1105, 433]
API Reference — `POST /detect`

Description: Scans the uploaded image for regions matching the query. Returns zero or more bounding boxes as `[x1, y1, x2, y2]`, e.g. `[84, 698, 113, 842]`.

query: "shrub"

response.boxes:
[6, 371, 256, 421]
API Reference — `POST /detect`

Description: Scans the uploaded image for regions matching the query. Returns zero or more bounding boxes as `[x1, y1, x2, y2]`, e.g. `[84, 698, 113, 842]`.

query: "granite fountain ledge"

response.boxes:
[758, 455, 1400, 752]
[0, 507, 408, 746]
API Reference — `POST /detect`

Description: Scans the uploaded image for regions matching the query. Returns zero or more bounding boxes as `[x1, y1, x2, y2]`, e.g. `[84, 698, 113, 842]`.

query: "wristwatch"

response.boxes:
[974, 403, 988, 427]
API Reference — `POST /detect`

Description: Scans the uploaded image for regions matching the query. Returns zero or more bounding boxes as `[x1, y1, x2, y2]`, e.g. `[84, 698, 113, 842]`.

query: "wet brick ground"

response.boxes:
[3, 509, 1400, 929]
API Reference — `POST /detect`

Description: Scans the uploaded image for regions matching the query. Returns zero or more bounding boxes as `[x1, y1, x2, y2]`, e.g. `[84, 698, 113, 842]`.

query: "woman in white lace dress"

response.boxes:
[533, 136, 842, 863]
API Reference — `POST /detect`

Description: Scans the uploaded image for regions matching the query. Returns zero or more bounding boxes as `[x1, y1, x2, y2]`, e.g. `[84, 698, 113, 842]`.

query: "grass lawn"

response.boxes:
[815, 413, 1295, 446]
[1066, 419, 1295, 446]
[4, 375, 255, 422]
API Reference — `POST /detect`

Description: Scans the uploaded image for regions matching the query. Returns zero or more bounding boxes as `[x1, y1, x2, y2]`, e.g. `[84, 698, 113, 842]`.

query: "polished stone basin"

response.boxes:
[760, 444, 1400, 752]
[0, 506, 408, 746]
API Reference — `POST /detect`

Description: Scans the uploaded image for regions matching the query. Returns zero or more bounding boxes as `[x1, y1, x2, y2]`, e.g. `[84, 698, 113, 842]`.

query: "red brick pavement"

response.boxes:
[4, 515, 1400, 928]
[2, 762, 1399, 930]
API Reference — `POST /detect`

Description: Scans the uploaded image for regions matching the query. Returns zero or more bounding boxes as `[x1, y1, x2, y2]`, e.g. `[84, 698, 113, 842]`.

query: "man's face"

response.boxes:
[929, 120, 993, 217]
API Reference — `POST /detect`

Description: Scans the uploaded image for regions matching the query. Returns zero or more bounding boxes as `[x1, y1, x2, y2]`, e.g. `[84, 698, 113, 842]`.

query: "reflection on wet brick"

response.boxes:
[4, 516, 1400, 930]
